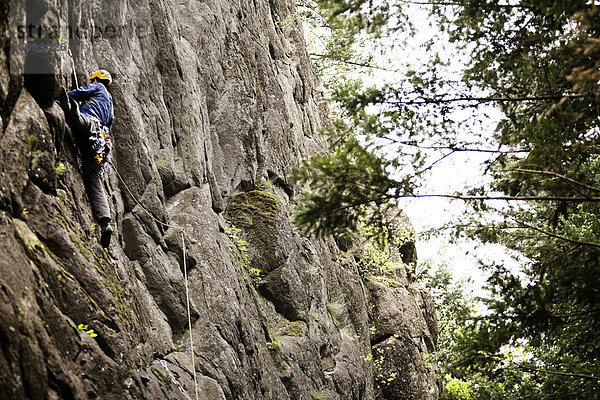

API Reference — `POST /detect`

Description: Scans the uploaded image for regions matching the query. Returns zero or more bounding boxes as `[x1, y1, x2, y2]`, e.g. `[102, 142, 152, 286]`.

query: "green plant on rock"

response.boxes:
[266, 339, 281, 351]
[224, 225, 265, 287]
[27, 132, 38, 164]
[16, 307, 24, 321]
[78, 323, 98, 338]
[248, 267, 263, 286]
[373, 334, 401, 387]
[327, 301, 345, 326]
[55, 162, 66, 178]
[224, 225, 250, 266]
[370, 275, 403, 288]
[357, 239, 405, 279]
[273, 318, 304, 337]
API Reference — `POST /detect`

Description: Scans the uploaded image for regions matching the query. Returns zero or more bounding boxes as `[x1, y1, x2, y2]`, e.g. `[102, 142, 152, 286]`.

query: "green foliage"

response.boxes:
[298, 1, 377, 90]
[314, 0, 407, 37]
[55, 162, 66, 178]
[372, 334, 401, 387]
[292, 136, 415, 241]
[224, 225, 264, 287]
[298, 1, 600, 397]
[224, 225, 250, 266]
[27, 132, 38, 162]
[357, 221, 413, 278]
[78, 323, 98, 338]
[442, 376, 472, 400]
[266, 340, 281, 351]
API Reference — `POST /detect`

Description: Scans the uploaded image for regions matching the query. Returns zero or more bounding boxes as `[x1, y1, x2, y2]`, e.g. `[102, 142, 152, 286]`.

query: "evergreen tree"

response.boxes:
[295, 1, 600, 398]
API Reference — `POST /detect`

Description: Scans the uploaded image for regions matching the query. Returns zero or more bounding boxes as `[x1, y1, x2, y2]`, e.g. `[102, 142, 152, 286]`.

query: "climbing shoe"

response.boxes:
[100, 223, 113, 248]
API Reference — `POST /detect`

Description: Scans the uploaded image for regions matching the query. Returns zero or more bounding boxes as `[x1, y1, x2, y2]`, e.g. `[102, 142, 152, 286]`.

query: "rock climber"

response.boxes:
[59, 69, 114, 248]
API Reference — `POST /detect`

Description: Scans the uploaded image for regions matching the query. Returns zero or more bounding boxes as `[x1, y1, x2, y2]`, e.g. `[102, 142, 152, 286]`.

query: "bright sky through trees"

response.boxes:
[306, 2, 514, 290]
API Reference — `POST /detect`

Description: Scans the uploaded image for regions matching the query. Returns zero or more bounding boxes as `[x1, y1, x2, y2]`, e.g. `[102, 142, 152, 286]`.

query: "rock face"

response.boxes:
[0, 0, 440, 399]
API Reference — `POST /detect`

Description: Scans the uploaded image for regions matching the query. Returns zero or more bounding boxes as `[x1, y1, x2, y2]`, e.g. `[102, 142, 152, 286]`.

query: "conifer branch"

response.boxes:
[469, 308, 600, 322]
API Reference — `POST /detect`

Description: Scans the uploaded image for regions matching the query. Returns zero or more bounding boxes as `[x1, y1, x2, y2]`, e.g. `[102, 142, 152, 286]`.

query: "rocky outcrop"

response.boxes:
[0, 0, 440, 398]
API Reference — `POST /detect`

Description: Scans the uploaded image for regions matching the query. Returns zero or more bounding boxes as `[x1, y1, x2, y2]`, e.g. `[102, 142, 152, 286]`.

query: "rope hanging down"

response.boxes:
[110, 161, 199, 400]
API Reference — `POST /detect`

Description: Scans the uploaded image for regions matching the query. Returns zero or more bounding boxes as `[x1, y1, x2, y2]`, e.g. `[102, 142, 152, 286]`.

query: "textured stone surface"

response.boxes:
[0, 0, 440, 398]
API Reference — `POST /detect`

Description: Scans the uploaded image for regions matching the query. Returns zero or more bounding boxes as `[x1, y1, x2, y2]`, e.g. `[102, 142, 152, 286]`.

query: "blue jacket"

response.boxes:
[69, 82, 114, 129]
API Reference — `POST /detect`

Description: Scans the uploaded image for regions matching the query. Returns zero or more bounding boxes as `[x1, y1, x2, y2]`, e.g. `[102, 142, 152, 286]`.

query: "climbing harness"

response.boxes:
[88, 118, 112, 170]
[110, 161, 199, 400]
[90, 126, 111, 167]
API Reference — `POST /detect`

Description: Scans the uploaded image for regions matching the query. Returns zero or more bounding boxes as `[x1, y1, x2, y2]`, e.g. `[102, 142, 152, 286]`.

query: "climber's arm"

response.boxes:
[68, 84, 98, 101]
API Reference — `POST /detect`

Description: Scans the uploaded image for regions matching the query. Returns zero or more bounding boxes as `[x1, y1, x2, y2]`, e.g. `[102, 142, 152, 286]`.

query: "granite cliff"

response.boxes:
[0, 0, 440, 398]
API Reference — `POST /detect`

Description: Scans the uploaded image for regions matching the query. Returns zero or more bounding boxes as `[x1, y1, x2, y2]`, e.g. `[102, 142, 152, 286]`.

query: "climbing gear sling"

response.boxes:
[88, 117, 112, 173]
[68, 48, 78, 89]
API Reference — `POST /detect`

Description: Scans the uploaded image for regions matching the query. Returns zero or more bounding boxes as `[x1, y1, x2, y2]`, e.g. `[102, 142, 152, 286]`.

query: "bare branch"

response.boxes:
[396, 0, 533, 7]
[400, 194, 600, 202]
[492, 209, 600, 250]
[511, 361, 600, 382]
[383, 137, 530, 153]
[384, 94, 585, 106]
[511, 168, 600, 194]
[310, 53, 397, 72]
[417, 150, 455, 174]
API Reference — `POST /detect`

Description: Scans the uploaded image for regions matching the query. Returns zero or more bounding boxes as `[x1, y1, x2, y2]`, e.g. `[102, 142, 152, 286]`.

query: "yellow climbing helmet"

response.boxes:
[89, 69, 112, 86]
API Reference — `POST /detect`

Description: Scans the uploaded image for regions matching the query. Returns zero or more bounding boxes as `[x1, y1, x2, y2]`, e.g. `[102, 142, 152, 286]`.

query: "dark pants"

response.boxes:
[67, 105, 111, 225]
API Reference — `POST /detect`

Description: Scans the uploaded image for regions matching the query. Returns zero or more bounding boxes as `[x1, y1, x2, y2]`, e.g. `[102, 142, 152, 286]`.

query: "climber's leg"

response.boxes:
[82, 160, 113, 248]
[82, 159, 111, 224]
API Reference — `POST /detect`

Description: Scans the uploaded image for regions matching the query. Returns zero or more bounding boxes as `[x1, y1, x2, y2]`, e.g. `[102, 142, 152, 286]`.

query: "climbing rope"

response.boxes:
[182, 231, 199, 400]
[109, 161, 199, 400]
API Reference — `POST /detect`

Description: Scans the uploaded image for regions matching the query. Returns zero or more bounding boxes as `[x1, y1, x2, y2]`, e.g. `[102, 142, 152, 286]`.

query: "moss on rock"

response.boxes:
[225, 190, 284, 274]
[225, 190, 281, 229]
